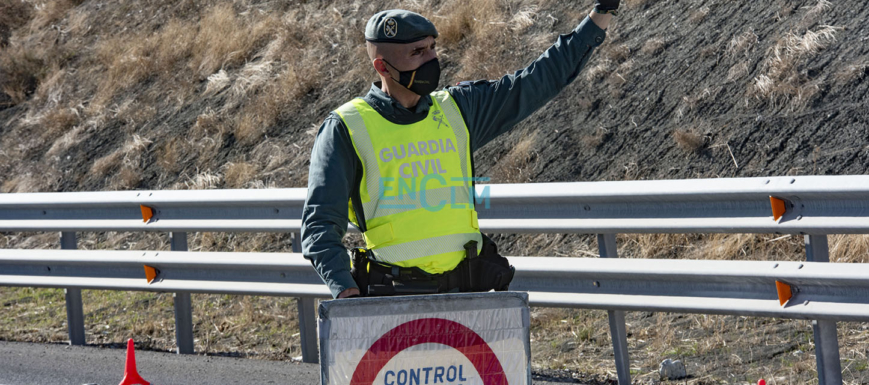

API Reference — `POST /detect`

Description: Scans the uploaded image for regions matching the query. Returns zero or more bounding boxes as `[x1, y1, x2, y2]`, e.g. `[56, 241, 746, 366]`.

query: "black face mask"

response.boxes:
[383, 58, 441, 96]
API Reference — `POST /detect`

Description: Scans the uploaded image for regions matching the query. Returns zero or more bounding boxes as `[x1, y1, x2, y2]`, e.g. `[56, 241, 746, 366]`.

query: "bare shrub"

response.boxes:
[673, 129, 705, 153]
[641, 38, 666, 56]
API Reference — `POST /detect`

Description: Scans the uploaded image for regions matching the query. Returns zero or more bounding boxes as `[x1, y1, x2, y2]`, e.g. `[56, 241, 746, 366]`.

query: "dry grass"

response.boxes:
[623, 0, 653, 10]
[750, 25, 840, 112]
[191, 4, 280, 80]
[224, 162, 257, 188]
[725, 30, 759, 59]
[582, 128, 609, 149]
[490, 130, 539, 183]
[834, 62, 869, 85]
[641, 38, 666, 56]
[688, 6, 710, 25]
[92, 19, 196, 108]
[673, 129, 705, 153]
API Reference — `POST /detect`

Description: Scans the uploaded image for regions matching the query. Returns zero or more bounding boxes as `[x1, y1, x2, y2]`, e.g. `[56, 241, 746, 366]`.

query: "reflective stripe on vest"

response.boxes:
[335, 91, 482, 274]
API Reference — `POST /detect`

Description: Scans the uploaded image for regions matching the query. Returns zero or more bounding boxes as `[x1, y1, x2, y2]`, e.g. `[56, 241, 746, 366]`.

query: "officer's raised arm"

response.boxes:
[448, 0, 619, 152]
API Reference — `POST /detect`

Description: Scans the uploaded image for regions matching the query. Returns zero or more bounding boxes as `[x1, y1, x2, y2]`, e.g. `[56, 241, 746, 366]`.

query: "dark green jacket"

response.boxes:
[302, 16, 607, 298]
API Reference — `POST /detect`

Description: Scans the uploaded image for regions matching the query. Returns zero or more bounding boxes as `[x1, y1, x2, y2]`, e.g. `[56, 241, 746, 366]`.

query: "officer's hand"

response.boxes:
[594, 0, 620, 11]
[338, 287, 361, 298]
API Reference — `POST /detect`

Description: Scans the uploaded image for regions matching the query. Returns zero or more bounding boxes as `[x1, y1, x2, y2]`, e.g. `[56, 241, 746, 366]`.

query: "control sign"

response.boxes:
[318, 292, 530, 385]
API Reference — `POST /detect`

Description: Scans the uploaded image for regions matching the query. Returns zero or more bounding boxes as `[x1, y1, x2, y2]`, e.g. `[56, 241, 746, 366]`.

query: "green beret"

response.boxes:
[365, 10, 438, 44]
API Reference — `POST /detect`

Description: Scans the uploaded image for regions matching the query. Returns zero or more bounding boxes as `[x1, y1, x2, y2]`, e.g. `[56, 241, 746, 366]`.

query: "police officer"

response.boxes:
[302, 1, 619, 298]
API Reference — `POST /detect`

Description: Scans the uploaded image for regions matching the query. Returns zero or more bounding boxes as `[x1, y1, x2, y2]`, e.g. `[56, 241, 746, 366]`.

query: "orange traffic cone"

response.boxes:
[118, 338, 150, 385]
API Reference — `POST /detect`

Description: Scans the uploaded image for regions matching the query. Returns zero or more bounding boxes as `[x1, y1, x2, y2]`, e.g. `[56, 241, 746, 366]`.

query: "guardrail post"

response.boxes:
[292, 231, 318, 363]
[598, 234, 631, 385]
[61, 232, 85, 346]
[805, 235, 842, 385]
[171, 232, 194, 355]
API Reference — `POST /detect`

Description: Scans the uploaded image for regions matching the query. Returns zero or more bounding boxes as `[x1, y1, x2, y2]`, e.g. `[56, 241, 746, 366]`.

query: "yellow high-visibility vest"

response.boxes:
[335, 90, 482, 274]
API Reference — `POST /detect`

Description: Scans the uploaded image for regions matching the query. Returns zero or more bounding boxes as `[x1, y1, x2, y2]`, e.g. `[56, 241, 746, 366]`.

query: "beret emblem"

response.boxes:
[384, 18, 398, 38]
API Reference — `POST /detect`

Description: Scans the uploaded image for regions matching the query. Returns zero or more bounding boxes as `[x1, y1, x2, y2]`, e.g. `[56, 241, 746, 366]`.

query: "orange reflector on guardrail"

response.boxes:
[770, 196, 786, 221]
[144, 265, 157, 283]
[776, 280, 792, 306]
[140, 205, 154, 223]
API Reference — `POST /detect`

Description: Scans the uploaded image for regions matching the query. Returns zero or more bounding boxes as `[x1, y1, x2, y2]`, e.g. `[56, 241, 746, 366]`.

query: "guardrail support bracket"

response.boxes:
[598, 234, 631, 385]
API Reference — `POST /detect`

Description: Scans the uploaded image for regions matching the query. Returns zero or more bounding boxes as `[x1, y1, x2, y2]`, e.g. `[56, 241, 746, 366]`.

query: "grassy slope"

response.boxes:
[2, 0, 869, 383]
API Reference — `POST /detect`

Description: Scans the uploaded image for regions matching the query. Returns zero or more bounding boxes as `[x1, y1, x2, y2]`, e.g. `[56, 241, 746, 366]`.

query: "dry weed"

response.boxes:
[641, 38, 666, 56]
[490, 131, 539, 183]
[0, 43, 45, 105]
[28, 0, 83, 32]
[224, 162, 257, 188]
[0, 0, 32, 47]
[177, 170, 222, 190]
[89, 151, 122, 180]
[803, 0, 832, 21]
[673, 129, 705, 153]
[41, 107, 80, 140]
[834, 62, 868, 85]
[582, 128, 609, 149]
[192, 4, 280, 79]
[604, 44, 631, 64]
[726, 62, 750, 83]
[45, 125, 86, 157]
[688, 6, 710, 24]
[750, 25, 840, 111]
[725, 30, 758, 59]
[0, 174, 41, 193]
[93, 19, 196, 108]
[585, 59, 614, 82]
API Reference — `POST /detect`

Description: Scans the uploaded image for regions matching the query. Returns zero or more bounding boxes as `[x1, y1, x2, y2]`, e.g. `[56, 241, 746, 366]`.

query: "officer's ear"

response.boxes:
[372, 58, 391, 77]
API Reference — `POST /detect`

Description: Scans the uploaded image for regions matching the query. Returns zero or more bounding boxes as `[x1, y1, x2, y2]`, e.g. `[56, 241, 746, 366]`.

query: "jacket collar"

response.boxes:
[362, 82, 434, 125]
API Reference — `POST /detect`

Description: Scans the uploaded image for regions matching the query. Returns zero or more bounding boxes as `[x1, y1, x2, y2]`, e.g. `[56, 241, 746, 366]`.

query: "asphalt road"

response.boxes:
[0, 341, 584, 385]
[0, 341, 319, 385]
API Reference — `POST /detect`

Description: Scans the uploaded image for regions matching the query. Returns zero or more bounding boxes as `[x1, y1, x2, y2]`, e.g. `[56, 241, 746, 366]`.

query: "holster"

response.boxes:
[349, 235, 515, 297]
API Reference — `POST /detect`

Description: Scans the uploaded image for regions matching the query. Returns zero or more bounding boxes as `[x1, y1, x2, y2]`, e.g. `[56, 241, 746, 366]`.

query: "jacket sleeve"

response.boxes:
[301, 113, 360, 299]
[448, 16, 608, 152]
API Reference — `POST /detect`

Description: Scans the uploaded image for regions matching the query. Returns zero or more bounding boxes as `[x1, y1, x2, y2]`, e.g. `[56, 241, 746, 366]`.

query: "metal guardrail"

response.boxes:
[2, 175, 868, 385]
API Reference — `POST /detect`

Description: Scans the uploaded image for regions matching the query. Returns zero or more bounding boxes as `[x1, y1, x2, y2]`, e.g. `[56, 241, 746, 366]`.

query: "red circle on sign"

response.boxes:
[350, 317, 508, 385]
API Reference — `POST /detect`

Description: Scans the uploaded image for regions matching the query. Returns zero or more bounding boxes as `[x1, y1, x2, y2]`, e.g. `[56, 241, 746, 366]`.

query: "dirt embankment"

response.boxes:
[2, 0, 868, 383]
